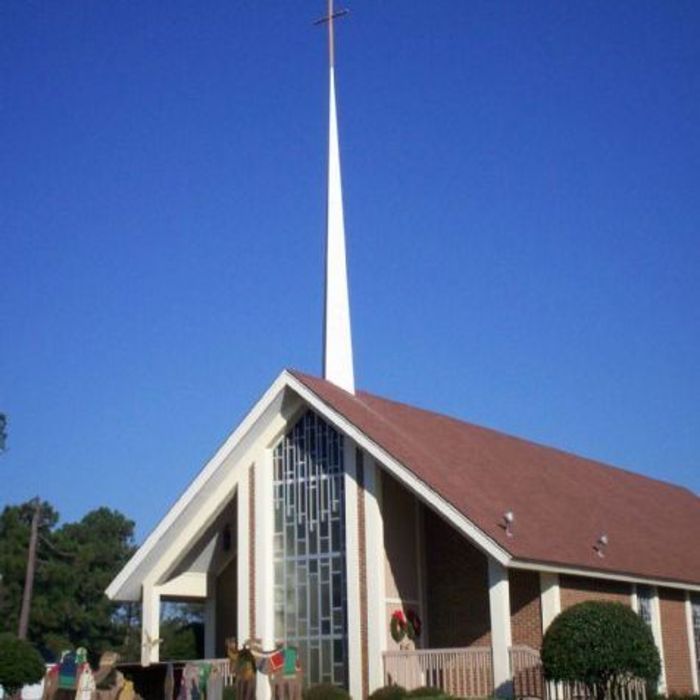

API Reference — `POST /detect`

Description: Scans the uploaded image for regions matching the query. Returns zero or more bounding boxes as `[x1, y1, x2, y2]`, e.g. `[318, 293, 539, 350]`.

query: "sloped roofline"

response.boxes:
[106, 369, 510, 601]
[289, 371, 700, 591]
[108, 369, 700, 601]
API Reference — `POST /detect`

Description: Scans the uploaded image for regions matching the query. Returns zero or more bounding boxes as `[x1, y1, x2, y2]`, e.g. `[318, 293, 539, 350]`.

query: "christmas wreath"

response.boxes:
[406, 608, 422, 640]
[390, 610, 407, 642]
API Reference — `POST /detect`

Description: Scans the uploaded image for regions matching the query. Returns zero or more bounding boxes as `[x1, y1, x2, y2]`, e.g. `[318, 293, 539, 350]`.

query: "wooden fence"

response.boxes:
[383, 647, 493, 698]
[384, 646, 648, 700]
[510, 646, 647, 700]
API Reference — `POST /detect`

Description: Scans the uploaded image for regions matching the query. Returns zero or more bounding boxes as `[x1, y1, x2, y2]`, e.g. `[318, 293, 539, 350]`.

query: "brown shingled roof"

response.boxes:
[290, 369, 700, 587]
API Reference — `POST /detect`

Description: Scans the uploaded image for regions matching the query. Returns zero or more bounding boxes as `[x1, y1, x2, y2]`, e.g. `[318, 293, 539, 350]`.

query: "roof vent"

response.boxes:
[502, 511, 515, 537]
[594, 533, 609, 557]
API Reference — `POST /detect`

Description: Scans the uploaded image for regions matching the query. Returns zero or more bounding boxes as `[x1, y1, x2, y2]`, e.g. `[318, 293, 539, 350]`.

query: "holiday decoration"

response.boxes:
[406, 609, 422, 640]
[390, 610, 408, 642]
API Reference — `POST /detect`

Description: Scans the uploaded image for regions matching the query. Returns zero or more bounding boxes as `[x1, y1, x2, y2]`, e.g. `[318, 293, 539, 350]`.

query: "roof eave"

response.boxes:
[511, 558, 700, 591]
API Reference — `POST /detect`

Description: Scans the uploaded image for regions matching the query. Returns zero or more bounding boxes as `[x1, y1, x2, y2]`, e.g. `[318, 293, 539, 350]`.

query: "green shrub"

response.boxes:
[368, 685, 407, 700]
[406, 689, 445, 698]
[542, 602, 661, 700]
[0, 634, 46, 697]
[222, 686, 236, 700]
[302, 683, 352, 700]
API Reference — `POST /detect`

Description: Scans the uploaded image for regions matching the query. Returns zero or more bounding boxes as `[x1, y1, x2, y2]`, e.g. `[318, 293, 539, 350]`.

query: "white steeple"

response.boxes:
[320, 0, 355, 394]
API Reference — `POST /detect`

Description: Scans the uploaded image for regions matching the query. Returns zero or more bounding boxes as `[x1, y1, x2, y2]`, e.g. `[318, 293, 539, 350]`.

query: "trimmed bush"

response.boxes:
[0, 634, 46, 698]
[303, 683, 352, 700]
[541, 601, 661, 700]
[368, 685, 407, 700]
[406, 689, 445, 698]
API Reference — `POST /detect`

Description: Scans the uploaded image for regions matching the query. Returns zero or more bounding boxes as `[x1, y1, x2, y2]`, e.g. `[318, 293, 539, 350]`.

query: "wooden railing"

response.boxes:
[510, 645, 545, 699]
[384, 646, 647, 700]
[202, 658, 235, 687]
[383, 647, 493, 698]
[545, 678, 648, 700]
[509, 645, 648, 700]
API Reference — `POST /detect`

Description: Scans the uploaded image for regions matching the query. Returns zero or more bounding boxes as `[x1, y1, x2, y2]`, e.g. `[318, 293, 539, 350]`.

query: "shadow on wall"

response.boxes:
[424, 507, 492, 648]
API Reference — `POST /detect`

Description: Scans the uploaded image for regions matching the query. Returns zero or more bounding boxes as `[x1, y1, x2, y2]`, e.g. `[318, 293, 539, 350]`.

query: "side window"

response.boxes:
[637, 584, 654, 627]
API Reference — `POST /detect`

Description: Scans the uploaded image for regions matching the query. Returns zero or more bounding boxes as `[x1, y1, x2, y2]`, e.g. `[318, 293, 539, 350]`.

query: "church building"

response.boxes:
[107, 6, 700, 699]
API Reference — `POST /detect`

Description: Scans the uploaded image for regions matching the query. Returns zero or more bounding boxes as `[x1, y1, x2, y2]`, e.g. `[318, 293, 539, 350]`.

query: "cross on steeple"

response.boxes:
[314, 0, 349, 68]
[315, 1, 355, 394]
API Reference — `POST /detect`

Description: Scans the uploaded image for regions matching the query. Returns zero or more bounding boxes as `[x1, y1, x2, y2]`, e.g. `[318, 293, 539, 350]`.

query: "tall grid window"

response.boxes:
[273, 411, 348, 687]
[637, 585, 654, 627]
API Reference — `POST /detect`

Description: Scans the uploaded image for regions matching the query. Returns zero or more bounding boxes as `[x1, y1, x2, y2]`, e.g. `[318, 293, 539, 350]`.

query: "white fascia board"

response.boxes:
[106, 370, 292, 601]
[285, 375, 512, 566]
[158, 571, 208, 599]
[511, 559, 700, 593]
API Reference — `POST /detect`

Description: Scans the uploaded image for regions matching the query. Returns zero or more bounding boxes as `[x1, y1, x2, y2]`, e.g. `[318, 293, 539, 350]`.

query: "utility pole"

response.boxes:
[0, 412, 7, 453]
[18, 498, 41, 640]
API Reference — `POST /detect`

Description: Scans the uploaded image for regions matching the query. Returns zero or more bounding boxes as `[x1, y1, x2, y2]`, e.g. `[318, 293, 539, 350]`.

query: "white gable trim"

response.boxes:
[158, 572, 208, 598]
[108, 370, 512, 603]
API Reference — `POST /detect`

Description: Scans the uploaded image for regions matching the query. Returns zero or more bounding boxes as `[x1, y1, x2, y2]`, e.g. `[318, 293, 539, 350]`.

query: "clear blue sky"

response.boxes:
[2, 1, 698, 542]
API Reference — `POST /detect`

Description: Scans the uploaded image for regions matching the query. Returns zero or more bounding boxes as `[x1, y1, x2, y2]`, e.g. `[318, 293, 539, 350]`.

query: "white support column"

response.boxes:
[237, 474, 251, 644]
[344, 439, 363, 700]
[488, 558, 513, 698]
[540, 572, 562, 699]
[255, 450, 274, 700]
[365, 458, 386, 693]
[141, 583, 161, 666]
[539, 572, 561, 633]
[651, 587, 667, 695]
[204, 590, 217, 658]
[631, 583, 639, 613]
[685, 592, 699, 693]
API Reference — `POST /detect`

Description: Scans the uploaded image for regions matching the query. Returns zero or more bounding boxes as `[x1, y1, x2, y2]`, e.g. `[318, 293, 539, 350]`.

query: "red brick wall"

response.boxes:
[509, 570, 543, 649]
[424, 508, 491, 647]
[659, 587, 694, 694]
[560, 575, 632, 609]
